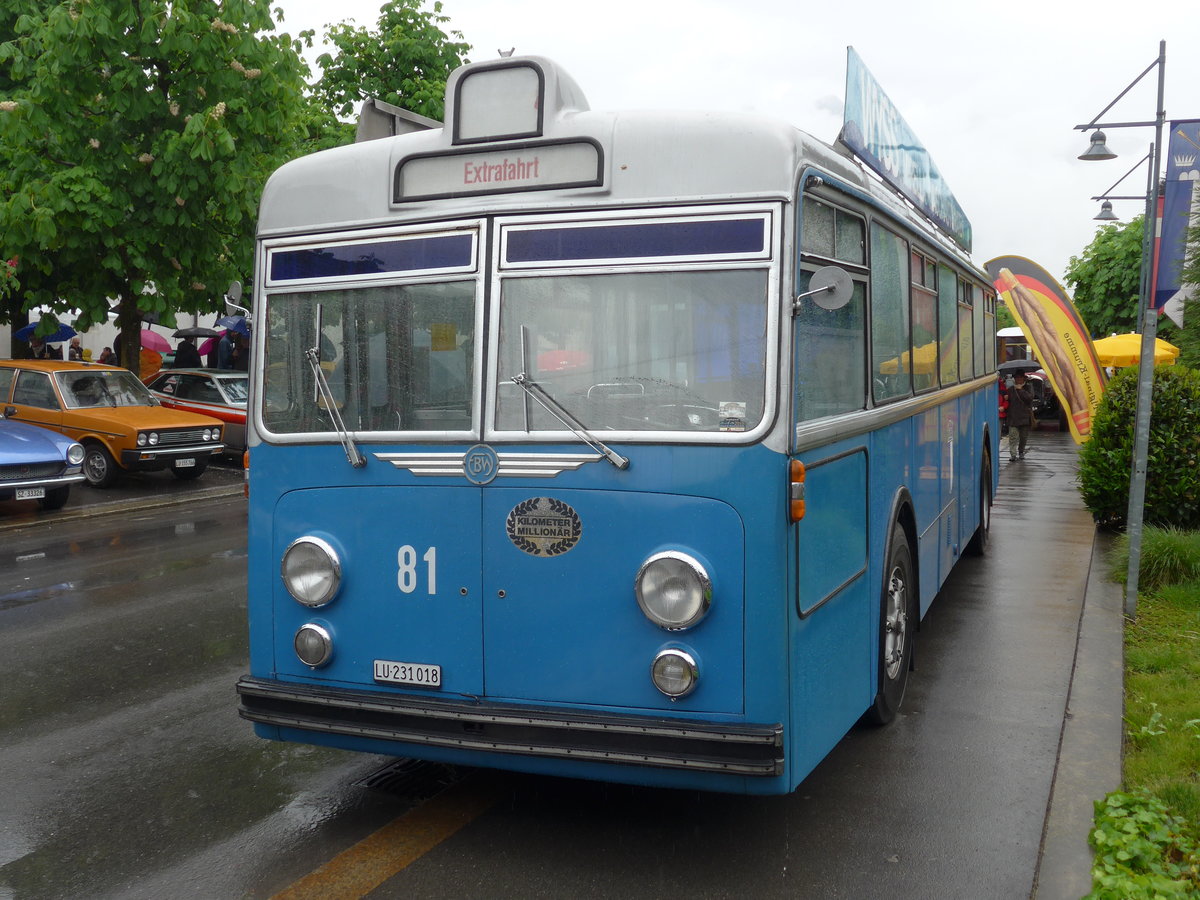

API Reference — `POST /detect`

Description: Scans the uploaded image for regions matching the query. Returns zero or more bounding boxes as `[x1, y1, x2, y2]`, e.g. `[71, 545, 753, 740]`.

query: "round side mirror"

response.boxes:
[797, 266, 853, 311]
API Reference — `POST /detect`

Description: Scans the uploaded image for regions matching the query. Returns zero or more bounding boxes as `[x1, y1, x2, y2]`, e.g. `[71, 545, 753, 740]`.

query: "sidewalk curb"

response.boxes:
[1033, 529, 1124, 899]
[0, 482, 244, 533]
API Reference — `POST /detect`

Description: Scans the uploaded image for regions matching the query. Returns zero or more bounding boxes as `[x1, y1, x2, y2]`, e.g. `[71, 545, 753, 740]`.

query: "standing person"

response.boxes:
[230, 332, 250, 371]
[1006, 372, 1035, 461]
[172, 336, 202, 368]
[29, 337, 62, 359]
[68, 336, 84, 360]
[98, 347, 115, 365]
[216, 331, 234, 369]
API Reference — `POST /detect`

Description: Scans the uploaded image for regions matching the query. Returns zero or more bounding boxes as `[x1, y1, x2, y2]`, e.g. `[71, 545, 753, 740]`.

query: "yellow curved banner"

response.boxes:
[984, 256, 1105, 444]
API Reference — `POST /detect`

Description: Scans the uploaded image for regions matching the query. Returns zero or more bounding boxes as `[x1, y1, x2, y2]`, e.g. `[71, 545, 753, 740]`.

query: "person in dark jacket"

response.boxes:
[1006, 372, 1035, 461]
[172, 336, 202, 368]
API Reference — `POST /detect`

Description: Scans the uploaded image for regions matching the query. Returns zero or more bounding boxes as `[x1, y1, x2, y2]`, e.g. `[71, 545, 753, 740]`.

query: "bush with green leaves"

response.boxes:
[1078, 365, 1200, 528]
[1087, 790, 1200, 899]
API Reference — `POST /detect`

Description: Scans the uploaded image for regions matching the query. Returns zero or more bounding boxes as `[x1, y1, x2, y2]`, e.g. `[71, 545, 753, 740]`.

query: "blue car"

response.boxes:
[0, 411, 86, 510]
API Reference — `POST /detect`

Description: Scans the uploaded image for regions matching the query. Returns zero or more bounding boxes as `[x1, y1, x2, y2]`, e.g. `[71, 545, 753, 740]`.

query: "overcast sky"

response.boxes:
[276, 0, 1199, 286]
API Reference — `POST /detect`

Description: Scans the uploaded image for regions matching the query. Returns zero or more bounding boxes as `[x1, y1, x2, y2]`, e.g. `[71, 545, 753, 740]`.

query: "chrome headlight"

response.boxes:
[281, 536, 342, 607]
[294, 623, 333, 668]
[67, 443, 85, 465]
[137, 433, 147, 447]
[148, 432, 159, 445]
[651, 648, 698, 698]
[635, 551, 712, 630]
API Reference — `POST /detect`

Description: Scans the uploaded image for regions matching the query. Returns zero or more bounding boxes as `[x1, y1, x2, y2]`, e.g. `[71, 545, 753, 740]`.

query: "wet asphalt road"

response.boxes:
[0, 429, 1103, 899]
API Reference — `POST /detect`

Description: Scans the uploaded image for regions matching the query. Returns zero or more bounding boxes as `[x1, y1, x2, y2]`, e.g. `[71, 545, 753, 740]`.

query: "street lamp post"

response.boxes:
[1075, 40, 1166, 619]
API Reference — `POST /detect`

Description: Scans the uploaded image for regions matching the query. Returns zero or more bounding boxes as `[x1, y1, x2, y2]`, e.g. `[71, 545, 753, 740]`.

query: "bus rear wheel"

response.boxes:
[863, 526, 914, 726]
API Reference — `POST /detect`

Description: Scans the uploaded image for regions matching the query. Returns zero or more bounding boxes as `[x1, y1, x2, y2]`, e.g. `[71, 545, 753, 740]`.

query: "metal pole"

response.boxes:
[1123, 40, 1167, 619]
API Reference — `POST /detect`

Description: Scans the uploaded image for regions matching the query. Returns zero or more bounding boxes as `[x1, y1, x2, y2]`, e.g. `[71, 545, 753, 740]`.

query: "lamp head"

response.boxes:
[1079, 130, 1117, 161]
[1094, 200, 1119, 221]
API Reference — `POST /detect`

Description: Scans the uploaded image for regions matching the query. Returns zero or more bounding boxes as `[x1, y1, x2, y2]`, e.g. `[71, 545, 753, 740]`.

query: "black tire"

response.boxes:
[965, 452, 992, 557]
[83, 443, 119, 488]
[38, 485, 71, 510]
[171, 459, 208, 480]
[863, 526, 915, 726]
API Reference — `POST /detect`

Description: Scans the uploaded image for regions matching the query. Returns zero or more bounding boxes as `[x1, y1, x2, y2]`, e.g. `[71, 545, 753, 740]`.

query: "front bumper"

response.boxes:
[236, 676, 783, 777]
[0, 472, 85, 498]
[121, 443, 224, 468]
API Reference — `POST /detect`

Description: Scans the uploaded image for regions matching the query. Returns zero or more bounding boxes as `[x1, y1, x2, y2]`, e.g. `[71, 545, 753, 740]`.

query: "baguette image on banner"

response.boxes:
[984, 256, 1105, 444]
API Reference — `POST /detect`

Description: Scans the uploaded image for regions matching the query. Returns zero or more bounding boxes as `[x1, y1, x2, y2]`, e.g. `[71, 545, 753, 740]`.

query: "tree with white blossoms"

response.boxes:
[0, 0, 310, 371]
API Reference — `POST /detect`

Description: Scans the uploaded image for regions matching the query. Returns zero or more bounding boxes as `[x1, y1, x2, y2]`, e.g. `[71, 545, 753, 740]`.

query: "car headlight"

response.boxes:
[137, 433, 147, 447]
[148, 432, 159, 445]
[67, 443, 85, 465]
[294, 623, 333, 668]
[651, 648, 698, 698]
[281, 536, 342, 607]
[635, 551, 712, 630]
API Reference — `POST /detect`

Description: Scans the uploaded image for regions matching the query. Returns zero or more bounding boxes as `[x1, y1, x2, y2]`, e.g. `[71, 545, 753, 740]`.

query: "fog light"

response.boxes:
[651, 648, 698, 698]
[282, 536, 342, 607]
[294, 623, 332, 667]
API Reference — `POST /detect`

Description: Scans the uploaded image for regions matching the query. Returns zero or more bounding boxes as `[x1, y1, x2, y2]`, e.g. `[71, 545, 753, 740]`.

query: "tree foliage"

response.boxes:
[310, 0, 470, 123]
[1065, 217, 1148, 338]
[0, 0, 311, 370]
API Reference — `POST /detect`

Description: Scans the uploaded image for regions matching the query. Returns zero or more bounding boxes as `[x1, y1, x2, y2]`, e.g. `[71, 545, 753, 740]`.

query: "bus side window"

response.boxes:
[869, 224, 911, 403]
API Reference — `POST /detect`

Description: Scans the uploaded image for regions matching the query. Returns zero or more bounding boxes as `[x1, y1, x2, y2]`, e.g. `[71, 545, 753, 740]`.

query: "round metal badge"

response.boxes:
[506, 497, 583, 557]
[463, 444, 498, 485]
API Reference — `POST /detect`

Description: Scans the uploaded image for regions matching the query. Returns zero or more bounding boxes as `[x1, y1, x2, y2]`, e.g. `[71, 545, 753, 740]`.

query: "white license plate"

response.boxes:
[16, 487, 45, 500]
[373, 659, 442, 688]
[175, 458, 196, 468]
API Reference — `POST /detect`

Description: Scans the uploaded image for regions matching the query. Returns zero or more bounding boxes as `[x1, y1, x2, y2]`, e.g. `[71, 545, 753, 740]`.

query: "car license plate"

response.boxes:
[373, 659, 442, 688]
[175, 458, 196, 468]
[16, 487, 45, 500]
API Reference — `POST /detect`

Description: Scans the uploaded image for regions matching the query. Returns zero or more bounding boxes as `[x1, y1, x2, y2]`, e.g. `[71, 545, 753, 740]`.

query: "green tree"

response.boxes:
[1064, 217, 1147, 338]
[310, 0, 470, 123]
[0, 0, 311, 372]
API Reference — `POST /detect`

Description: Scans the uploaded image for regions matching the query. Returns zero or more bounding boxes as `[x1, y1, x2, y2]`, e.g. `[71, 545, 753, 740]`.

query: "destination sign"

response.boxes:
[394, 140, 602, 202]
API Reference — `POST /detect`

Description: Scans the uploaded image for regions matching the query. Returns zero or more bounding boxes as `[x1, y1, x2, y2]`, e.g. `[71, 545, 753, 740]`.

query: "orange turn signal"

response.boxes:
[789, 459, 806, 522]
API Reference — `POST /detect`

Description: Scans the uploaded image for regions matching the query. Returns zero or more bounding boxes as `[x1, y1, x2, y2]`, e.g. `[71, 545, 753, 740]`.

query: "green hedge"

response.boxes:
[1078, 366, 1200, 528]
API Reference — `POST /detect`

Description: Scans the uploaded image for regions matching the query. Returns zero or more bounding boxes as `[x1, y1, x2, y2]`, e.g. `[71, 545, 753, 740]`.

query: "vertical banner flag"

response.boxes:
[1156, 119, 1200, 327]
[985, 256, 1105, 444]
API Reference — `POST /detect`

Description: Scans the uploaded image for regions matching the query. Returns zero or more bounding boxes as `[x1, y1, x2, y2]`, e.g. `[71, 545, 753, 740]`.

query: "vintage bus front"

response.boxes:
[237, 57, 864, 794]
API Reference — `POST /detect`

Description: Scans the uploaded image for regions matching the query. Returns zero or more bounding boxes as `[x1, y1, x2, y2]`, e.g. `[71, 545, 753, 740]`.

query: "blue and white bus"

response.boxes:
[236, 55, 998, 795]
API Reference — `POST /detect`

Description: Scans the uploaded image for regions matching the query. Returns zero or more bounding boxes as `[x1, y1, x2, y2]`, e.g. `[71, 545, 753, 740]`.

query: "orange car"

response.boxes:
[0, 360, 225, 487]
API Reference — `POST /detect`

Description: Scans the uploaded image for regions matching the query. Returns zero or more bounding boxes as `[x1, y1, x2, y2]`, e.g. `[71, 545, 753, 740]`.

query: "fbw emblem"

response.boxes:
[463, 444, 499, 485]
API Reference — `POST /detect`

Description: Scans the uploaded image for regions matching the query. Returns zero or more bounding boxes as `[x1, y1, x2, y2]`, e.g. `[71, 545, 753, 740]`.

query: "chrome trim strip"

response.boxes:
[373, 450, 602, 478]
[1, 473, 86, 490]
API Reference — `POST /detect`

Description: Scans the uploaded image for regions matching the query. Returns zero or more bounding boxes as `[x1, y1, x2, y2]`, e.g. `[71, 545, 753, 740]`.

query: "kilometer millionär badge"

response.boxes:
[506, 497, 582, 557]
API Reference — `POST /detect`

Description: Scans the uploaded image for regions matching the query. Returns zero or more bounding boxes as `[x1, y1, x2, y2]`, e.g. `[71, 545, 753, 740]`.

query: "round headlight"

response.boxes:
[651, 648, 698, 698]
[137, 433, 147, 447]
[635, 551, 711, 630]
[294, 623, 333, 668]
[67, 443, 85, 465]
[281, 536, 342, 607]
[148, 432, 159, 445]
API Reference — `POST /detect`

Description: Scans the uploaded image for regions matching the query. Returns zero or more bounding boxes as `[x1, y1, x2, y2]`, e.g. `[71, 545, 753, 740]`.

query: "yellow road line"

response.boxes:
[272, 772, 503, 900]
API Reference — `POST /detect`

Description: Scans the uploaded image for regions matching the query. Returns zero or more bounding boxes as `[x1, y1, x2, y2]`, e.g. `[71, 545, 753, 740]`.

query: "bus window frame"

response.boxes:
[486, 205, 783, 446]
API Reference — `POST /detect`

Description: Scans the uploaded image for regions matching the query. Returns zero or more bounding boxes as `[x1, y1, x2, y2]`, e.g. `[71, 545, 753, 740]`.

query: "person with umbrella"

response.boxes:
[29, 336, 63, 360]
[172, 336, 202, 368]
[1006, 371, 1035, 461]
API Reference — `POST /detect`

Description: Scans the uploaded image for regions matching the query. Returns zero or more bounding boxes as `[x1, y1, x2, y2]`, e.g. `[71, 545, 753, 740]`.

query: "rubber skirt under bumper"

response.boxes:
[236, 676, 783, 777]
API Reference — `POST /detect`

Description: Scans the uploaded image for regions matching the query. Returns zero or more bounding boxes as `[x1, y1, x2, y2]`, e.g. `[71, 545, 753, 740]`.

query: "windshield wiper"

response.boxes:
[510, 372, 629, 470]
[304, 347, 366, 468]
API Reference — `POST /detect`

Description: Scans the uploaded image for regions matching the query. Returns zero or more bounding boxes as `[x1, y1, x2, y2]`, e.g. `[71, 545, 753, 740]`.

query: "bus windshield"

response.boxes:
[497, 269, 768, 434]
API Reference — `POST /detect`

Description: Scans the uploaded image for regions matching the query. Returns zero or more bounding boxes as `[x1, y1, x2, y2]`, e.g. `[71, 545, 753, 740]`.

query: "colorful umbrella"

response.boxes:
[1091, 334, 1180, 368]
[216, 315, 250, 337]
[141, 329, 171, 352]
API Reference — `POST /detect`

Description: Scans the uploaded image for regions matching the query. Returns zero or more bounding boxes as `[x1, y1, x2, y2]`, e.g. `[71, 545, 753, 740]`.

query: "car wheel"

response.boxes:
[862, 525, 915, 726]
[171, 459, 208, 480]
[39, 485, 71, 510]
[83, 443, 119, 488]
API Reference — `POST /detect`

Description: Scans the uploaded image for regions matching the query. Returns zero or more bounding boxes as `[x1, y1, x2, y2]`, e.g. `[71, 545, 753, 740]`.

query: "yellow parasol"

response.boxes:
[879, 341, 940, 375]
[1091, 333, 1180, 368]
